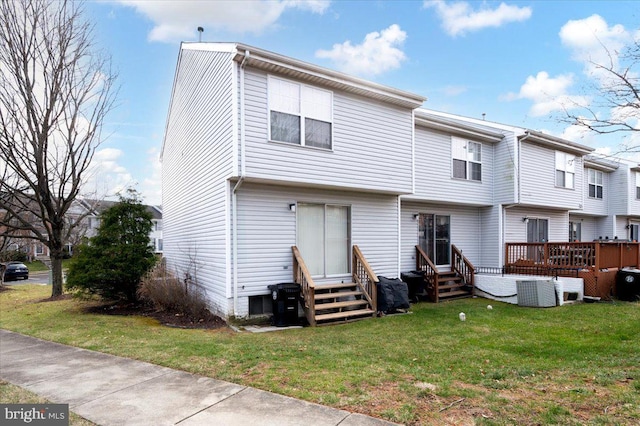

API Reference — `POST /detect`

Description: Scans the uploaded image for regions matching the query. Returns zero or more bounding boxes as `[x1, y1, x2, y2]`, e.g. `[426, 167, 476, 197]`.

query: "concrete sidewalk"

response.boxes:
[0, 330, 398, 426]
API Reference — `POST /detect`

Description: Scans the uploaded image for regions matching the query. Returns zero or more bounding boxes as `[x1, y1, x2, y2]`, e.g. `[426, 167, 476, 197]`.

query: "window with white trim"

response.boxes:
[555, 151, 575, 189]
[588, 169, 603, 199]
[452, 137, 482, 181]
[636, 172, 640, 200]
[268, 76, 332, 149]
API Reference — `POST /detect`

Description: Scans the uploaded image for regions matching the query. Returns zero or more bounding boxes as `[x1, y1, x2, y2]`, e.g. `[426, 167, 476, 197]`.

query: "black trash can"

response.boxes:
[268, 283, 301, 326]
[401, 271, 427, 302]
[616, 269, 640, 301]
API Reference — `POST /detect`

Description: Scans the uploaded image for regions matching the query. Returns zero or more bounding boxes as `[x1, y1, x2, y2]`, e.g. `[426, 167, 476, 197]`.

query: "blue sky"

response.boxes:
[84, 0, 640, 205]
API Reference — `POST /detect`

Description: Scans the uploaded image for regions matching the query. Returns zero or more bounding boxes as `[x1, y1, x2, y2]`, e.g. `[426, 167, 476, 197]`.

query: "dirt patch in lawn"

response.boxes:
[85, 302, 227, 330]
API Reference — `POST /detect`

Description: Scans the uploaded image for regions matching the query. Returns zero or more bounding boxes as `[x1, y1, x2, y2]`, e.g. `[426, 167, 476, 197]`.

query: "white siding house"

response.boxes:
[161, 43, 425, 318]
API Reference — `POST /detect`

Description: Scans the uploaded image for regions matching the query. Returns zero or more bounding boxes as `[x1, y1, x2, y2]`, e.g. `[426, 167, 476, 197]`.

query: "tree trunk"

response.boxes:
[49, 249, 64, 297]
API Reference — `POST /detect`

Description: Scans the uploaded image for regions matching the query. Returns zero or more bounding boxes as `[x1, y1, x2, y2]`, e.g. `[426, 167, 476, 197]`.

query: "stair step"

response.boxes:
[315, 299, 369, 311]
[315, 308, 375, 322]
[438, 290, 472, 299]
[316, 282, 358, 291]
[438, 283, 466, 291]
[314, 290, 362, 301]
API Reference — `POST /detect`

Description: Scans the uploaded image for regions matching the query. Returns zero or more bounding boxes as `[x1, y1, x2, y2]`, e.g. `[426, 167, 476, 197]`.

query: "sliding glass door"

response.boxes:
[419, 213, 450, 265]
[298, 203, 350, 277]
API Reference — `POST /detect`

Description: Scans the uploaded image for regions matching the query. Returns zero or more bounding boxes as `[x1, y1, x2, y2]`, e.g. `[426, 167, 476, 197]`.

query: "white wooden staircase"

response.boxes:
[292, 245, 378, 326]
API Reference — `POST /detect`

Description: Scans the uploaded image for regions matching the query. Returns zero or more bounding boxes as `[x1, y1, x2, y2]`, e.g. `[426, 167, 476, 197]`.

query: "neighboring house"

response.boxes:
[1, 197, 163, 261]
[74, 200, 163, 254]
[161, 42, 640, 321]
[0, 199, 50, 261]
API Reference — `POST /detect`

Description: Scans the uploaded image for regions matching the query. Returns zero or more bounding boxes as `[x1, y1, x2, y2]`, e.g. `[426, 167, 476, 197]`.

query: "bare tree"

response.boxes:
[0, 0, 117, 297]
[561, 40, 640, 150]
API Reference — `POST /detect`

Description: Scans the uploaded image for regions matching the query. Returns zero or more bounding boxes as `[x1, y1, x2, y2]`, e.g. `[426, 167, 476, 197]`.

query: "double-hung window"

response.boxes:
[452, 137, 482, 181]
[636, 173, 640, 200]
[268, 76, 332, 149]
[555, 151, 575, 189]
[588, 169, 603, 199]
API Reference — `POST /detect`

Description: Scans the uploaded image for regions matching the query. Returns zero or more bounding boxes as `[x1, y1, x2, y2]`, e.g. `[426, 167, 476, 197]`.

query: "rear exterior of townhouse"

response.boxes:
[161, 42, 425, 319]
[161, 42, 640, 321]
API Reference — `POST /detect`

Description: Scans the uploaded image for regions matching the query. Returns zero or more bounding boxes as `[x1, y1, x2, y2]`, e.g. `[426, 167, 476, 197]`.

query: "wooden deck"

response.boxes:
[505, 241, 640, 300]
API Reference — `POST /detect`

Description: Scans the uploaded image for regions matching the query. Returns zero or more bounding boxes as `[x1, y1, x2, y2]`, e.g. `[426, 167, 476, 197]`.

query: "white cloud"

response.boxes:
[115, 0, 330, 42]
[559, 14, 630, 78]
[423, 0, 531, 37]
[504, 71, 590, 117]
[84, 148, 135, 199]
[315, 24, 407, 76]
[559, 123, 598, 144]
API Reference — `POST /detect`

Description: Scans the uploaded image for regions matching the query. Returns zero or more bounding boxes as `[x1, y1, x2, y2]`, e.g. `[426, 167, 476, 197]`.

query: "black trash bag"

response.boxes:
[376, 276, 410, 313]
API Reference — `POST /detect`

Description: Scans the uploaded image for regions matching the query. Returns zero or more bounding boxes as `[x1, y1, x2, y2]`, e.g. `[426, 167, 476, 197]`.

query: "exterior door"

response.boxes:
[419, 214, 450, 265]
[297, 203, 350, 277]
[527, 218, 548, 243]
[569, 221, 581, 242]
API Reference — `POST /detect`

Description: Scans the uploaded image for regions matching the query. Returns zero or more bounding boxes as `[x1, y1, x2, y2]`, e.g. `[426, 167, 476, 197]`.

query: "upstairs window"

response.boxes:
[268, 76, 332, 149]
[588, 169, 603, 199]
[636, 173, 640, 199]
[452, 137, 482, 181]
[555, 151, 575, 189]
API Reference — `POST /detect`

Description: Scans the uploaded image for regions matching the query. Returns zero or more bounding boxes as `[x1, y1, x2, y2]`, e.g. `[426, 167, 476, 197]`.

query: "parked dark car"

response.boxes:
[2, 262, 29, 281]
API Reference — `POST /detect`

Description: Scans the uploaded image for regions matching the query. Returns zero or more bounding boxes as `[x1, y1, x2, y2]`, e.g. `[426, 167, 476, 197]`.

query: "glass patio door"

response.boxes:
[419, 214, 450, 265]
[298, 203, 350, 277]
[527, 218, 548, 243]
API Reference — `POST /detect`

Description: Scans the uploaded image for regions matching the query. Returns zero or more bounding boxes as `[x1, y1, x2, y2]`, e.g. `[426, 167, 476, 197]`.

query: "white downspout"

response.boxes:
[397, 195, 402, 276]
[232, 50, 249, 317]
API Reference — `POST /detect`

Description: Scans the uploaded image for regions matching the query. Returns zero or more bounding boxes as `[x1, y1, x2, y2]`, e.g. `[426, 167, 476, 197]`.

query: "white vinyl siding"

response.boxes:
[504, 207, 569, 243]
[268, 76, 332, 149]
[244, 69, 414, 194]
[555, 151, 575, 189]
[162, 49, 236, 313]
[401, 201, 487, 271]
[412, 127, 493, 205]
[520, 143, 583, 210]
[235, 183, 400, 297]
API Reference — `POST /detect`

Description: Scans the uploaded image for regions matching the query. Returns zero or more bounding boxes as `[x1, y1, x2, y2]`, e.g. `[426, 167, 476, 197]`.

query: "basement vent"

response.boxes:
[248, 295, 273, 316]
[516, 280, 557, 308]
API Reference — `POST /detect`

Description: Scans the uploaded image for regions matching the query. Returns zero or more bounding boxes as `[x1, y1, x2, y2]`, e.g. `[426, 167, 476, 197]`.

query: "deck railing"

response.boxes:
[415, 245, 438, 300]
[452, 244, 475, 288]
[352, 245, 378, 313]
[505, 241, 640, 272]
[292, 246, 316, 326]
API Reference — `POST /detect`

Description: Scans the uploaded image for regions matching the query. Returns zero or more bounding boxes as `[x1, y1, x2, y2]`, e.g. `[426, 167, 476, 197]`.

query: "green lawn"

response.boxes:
[1, 285, 638, 425]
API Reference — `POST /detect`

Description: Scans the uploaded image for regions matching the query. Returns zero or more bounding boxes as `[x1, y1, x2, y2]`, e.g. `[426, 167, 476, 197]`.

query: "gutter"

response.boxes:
[232, 50, 249, 317]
